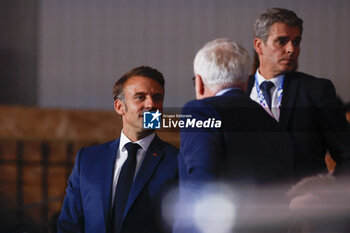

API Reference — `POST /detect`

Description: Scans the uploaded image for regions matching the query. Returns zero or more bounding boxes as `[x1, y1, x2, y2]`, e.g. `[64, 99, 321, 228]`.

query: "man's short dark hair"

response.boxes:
[254, 8, 303, 42]
[112, 66, 165, 101]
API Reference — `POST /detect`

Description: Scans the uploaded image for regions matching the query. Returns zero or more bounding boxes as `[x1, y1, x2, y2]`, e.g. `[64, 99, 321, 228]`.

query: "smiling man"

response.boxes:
[247, 8, 350, 179]
[58, 66, 178, 233]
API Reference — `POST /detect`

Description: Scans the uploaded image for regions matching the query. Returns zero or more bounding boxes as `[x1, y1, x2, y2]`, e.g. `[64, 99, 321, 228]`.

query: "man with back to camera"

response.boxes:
[57, 66, 178, 233]
[174, 38, 297, 232]
[174, 39, 296, 233]
[178, 39, 294, 186]
[178, 38, 296, 185]
[247, 8, 350, 179]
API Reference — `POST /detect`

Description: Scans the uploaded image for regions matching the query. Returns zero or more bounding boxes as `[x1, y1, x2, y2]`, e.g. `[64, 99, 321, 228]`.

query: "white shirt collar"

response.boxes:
[215, 87, 240, 96]
[256, 69, 284, 89]
[119, 130, 155, 152]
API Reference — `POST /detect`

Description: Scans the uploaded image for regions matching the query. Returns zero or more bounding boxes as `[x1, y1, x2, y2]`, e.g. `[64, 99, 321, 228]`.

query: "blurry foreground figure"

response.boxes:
[165, 176, 350, 233]
[287, 175, 350, 233]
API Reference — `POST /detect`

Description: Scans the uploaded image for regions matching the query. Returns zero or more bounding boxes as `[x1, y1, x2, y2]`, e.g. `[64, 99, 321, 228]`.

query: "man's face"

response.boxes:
[114, 76, 164, 138]
[255, 22, 302, 78]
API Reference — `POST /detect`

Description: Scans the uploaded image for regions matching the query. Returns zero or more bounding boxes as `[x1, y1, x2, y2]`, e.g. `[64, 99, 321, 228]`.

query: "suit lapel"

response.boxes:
[123, 135, 164, 219]
[279, 73, 299, 128]
[101, 139, 120, 228]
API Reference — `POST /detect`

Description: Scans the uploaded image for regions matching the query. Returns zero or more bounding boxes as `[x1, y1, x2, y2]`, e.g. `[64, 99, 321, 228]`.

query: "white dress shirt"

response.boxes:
[250, 70, 285, 120]
[111, 131, 155, 207]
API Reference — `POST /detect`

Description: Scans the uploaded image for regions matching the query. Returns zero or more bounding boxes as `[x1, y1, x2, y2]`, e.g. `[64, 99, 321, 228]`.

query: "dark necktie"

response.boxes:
[260, 81, 275, 110]
[112, 142, 141, 233]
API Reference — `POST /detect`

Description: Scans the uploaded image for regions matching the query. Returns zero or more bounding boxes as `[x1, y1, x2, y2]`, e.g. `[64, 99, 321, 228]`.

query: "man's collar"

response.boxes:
[215, 87, 241, 96]
[256, 69, 284, 89]
[120, 130, 155, 152]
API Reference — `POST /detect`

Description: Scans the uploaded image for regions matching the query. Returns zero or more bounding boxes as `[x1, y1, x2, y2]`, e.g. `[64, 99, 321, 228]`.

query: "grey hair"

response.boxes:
[193, 38, 251, 89]
[254, 8, 303, 42]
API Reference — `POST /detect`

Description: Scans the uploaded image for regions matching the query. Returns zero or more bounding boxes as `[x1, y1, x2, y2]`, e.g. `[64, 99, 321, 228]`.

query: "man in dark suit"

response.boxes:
[248, 8, 350, 179]
[57, 66, 178, 233]
[174, 39, 294, 232]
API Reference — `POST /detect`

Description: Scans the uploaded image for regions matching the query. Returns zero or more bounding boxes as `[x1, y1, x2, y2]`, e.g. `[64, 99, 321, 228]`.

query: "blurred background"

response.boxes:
[0, 0, 349, 232]
[1, 0, 350, 108]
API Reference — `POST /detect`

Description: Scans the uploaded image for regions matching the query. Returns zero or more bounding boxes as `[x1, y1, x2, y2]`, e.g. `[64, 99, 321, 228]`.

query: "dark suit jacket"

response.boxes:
[57, 135, 178, 233]
[178, 89, 294, 186]
[174, 89, 296, 233]
[247, 71, 350, 178]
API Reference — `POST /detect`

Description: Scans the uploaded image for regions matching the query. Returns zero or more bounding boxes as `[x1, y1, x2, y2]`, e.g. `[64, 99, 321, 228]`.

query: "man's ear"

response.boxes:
[195, 74, 205, 99]
[254, 38, 263, 55]
[114, 99, 125, 115]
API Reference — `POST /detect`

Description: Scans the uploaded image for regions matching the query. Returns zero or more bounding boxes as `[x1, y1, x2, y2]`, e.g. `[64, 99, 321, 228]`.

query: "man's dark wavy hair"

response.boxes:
[113, 66, 165, 101]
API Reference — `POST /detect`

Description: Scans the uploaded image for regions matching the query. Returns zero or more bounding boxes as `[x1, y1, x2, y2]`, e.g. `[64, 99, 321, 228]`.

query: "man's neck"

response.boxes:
[212, 82, 245, 96]
[123, 129, 154, 142]
[258, 67, 281, 80]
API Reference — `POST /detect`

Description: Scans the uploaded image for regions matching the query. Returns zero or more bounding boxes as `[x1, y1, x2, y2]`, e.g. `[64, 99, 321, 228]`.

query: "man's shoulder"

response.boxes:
[183, 98, 209, 109]
[183, 90, 248, 109]
[181, 91, 270, 121]
[286, 72, 336, 99]
[81, 139, 118, 153]
[288, 71, 333, 85]
[74, 140, 118, 166]
[181, 91, 280, 131]
[181, 98, 214, 117]
[181, 97, 226, 124]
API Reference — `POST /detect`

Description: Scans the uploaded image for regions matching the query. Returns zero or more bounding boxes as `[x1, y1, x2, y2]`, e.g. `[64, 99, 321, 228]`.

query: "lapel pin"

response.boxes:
[153, 153, 158, 157]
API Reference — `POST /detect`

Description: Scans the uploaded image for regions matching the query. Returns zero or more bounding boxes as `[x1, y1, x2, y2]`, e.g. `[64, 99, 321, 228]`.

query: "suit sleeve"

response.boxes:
[318, 80, 350, 175]
[57, 149, 84, 233]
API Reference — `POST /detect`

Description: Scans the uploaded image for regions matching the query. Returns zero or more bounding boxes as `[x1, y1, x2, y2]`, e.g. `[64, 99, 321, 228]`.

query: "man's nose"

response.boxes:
[286, 41, 295, 54]
[144, 96, 155, 110]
